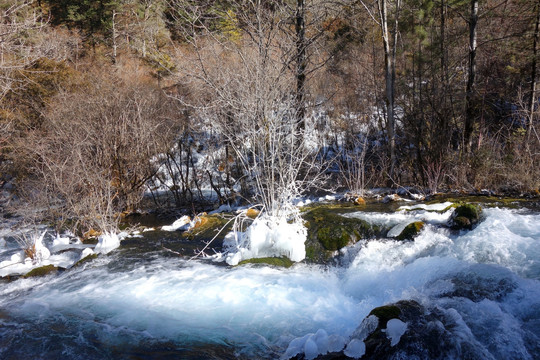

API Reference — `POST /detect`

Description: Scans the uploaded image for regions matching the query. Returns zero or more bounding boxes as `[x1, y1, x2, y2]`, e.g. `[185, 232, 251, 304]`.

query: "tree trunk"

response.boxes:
[379, 0, 397, 181]
[295, 0, 307, 131]
[464, 0, 478, 153]
[528, 0, 540, 142]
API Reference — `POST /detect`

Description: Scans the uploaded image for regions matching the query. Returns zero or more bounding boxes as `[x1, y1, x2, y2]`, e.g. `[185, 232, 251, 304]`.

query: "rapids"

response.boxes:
[1, 206, 540, 359]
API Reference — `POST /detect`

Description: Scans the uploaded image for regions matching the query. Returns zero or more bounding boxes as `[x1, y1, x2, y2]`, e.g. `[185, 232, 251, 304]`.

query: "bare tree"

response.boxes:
[360, 0, 401, 181]
[1, 0, 44, 97]
[167, 0, 328, 220]
[463, 0, 478, 153]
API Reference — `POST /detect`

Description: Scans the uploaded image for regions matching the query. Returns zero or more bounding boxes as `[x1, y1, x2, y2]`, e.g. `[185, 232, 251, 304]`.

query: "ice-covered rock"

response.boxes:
[283, 329, 332, 360]
[79, 247, 95, 260]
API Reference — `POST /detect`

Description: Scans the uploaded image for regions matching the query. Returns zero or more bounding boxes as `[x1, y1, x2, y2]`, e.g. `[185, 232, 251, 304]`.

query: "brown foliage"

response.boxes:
[13, 71, 182, 233]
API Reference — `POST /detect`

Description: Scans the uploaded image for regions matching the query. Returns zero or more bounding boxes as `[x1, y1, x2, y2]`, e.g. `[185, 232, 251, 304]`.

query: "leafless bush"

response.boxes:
[339, 131, 371, 196]
[167, 1, 330, 219]
[13, 74, 181, 234]
[422, 156, 446, 194]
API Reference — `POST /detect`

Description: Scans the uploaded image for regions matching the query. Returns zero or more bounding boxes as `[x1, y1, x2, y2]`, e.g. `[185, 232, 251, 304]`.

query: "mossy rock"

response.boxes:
[23, 265, 60, 278]
[237, 256, 294, 268]
[317, 226, 351, 251]
[302, 205, 382, 263]
[182, 214, 232, 241]
[397, 221, 425, 241]
[450, 203, 482, 230]
[72, 253, 98, 268]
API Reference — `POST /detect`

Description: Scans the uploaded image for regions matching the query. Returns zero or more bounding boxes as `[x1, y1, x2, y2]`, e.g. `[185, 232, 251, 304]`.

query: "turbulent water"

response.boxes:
[1, 207, 540, 359]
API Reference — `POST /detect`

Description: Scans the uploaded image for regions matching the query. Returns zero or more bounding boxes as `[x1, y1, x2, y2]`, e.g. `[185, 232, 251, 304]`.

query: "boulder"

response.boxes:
[396, 221, 424, 241]
[449, 203, 482, 230]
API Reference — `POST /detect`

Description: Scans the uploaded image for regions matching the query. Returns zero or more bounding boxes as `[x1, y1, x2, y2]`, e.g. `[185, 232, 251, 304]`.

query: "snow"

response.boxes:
[384, 318, 407, 346]
[344, 339, 366, 358]
[161, 215, 191, 231]
[209, 204, 233, 214]
[223, 216, 307, 266]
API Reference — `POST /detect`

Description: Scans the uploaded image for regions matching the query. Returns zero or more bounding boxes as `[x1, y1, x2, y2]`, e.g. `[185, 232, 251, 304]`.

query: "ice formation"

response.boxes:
[344, 339, 366, 358]
[93, 232, 120, 254]
[33, 231, 50, 262]
[384, 318, 407, 346]
[223, 216, 307, 266]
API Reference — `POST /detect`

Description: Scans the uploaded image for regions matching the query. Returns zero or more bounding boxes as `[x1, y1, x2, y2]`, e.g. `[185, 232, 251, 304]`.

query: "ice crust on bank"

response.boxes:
[0, 230, 95, 276]
[223, 216, 307, 266]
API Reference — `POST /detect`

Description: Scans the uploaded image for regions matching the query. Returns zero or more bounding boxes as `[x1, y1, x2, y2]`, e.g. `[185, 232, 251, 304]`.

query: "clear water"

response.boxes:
[1, 207, 540, 359]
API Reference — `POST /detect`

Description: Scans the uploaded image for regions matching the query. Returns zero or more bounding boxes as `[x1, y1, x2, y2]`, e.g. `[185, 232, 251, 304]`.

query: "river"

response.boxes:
[1, 205, 540, 359]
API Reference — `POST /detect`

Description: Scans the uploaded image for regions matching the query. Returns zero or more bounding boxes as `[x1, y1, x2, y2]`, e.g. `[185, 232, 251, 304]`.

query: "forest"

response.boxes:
[3, 2, 540, 359]
[1, 0, 539, 235]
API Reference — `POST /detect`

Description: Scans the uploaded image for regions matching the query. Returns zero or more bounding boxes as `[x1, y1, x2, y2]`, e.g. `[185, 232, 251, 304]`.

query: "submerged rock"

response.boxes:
[237, 256, 294, 268]
[396, 221, 425, 241]
[450, 203, 483, 230]
[316, 299, 496, 360]
[72, 253, 98, 268]
[23, 264, 62, 278]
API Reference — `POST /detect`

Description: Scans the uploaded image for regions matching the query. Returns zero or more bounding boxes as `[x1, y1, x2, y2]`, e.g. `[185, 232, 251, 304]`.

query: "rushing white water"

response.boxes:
[1, 207, 540, 359]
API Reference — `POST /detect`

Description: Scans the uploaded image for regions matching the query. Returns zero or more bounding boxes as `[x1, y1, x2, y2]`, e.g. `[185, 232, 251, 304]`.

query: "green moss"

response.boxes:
[182, 215, 232, 241]
[317, 226, 351, 251]
[301, 204, 383, 263]
[397, 221, 425, 241]
[72, 253, 98, 268]
[237, 257, 294, 268]
[369, 305, 401, 328]
[452, 216, 471, 229]
[23, 265, 59, 278]
[454, 203, 481, 219]
[451, 203, 483, 230]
